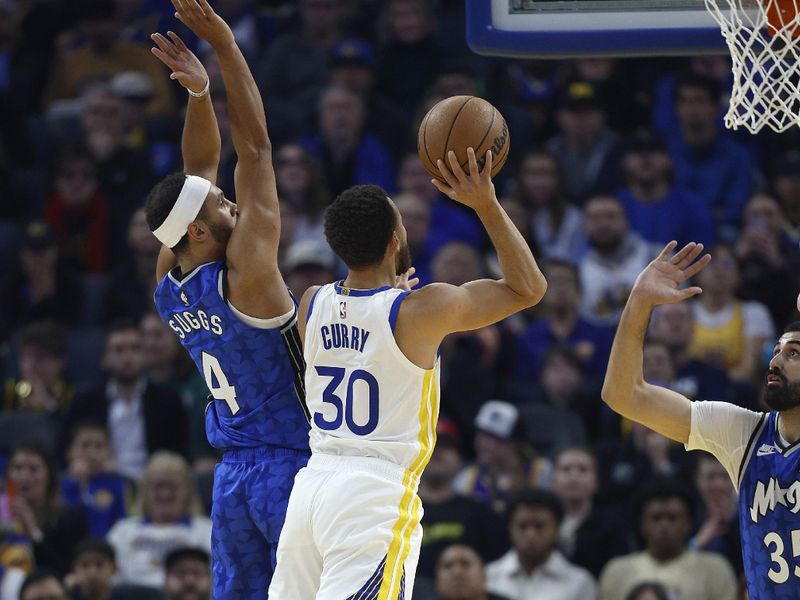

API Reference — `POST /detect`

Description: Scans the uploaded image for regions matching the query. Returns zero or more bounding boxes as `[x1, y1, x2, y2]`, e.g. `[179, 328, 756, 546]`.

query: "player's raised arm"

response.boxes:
[411, 148, 547, 336]
[173, 0, 291, 315]
[151, 29, 221, 281]
[601, 242, 711, 443]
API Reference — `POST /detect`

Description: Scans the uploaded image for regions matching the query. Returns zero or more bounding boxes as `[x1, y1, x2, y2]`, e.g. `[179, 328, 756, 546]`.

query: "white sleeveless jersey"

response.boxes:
[304, 282, 440, 472]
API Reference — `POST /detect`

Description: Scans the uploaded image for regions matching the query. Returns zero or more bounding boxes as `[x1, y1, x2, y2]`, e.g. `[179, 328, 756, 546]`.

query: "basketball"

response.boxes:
[417, 96, 510, 182]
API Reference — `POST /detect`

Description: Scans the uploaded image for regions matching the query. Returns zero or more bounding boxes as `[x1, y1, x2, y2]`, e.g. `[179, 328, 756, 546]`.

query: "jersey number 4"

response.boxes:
[202, 352, 240, 416]
[313, 366, 379, 436]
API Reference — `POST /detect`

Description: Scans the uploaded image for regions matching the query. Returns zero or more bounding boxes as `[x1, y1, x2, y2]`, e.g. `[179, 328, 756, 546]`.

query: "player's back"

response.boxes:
[304, 282, 440, 470]
[154, 260, 310, 450]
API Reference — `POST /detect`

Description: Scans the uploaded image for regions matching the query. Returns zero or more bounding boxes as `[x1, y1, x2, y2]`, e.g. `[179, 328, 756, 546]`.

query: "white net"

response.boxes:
[704, 0, 800, 132]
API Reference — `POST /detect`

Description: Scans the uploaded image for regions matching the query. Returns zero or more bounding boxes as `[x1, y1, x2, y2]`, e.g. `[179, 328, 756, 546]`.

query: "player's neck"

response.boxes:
[342, 265, 396, 291]
[778, 407, 800, 444]
[178, 248, 224, 276]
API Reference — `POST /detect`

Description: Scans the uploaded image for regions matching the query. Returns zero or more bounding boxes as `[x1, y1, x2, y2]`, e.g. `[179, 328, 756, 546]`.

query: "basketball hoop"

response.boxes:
[704, 0, 800, 133]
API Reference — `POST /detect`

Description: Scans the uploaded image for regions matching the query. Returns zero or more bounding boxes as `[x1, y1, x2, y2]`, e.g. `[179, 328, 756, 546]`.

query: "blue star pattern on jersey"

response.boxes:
[739, 411, 800, 599]
[153, 260, 310, 451]
[211, 449, 309, 598]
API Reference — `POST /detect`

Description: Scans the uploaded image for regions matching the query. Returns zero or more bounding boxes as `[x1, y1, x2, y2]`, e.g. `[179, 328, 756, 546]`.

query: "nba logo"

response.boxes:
[181, 291, 190, 306]
[339, 302, 347, 319]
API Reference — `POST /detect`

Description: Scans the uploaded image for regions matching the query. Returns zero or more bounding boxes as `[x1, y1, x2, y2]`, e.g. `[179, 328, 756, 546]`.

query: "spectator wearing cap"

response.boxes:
[616, 129, 715, 247]
[43, 0, 174, 116]
[301, 82, 395, 198]
[255, 0, 347, 145]
[0, 220, 82, 332]
[454, 401, 552, 514]
[418, 419, 509, 578]
[2, 322, 74, 428]
[598, 478, 736, 600]
[433, 544, 512, 600]
[546, 81, 623, 203]
[486, 489, 596, 600]
[163, 547, 211, 600]
[43, 147, 109, 274]
[329, 38, 409, 160]
[667, 74, 754, 240]
[282, 239, 338, 299]
[274, 143, 330, 246]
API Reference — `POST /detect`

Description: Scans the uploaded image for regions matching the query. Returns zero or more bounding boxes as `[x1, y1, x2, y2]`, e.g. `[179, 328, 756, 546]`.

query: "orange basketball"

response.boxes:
[766, 0, 800, 37]
[417, 96, 510, 183]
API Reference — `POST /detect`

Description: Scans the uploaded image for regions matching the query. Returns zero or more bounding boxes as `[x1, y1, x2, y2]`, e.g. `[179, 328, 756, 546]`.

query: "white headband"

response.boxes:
[153, 175, 212, 248]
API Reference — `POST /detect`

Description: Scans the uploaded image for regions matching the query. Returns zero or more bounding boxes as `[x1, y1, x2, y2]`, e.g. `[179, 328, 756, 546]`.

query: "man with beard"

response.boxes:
[602, 239, 800, 599]
[269, 148, 547, 598]
[145, 2, 310, 597]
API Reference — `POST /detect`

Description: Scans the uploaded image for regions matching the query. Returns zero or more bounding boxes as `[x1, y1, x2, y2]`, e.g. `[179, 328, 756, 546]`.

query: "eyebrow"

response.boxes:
[775, 340, 800, 352]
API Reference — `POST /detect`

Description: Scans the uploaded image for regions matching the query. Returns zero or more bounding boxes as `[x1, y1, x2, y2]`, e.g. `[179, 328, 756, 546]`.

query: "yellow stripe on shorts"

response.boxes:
[377, 368, 438, 600]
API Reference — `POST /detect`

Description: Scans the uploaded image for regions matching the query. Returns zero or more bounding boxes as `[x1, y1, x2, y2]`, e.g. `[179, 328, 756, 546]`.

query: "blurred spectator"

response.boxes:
[301, 83, 395, 197]
[6, 444, 88, 576]
[163, 546, 211, 600]
[104, 208, 161, 324]
[0, 560, 23, 600]
[44, 148, 109, 274]
[3, 322, 74, 425]
[770, 148, 800, 242]
[433, 244, 501, 440]
[511, 150, 583, 261]
[0, 221, 82, 332]
[418, 419, 508, 577]
[377, 0, 444, 116]
[551, 447, 629, 578]
[394, 192, 433, 285]
[255, 0, 347, 143]
[516, 347, 591, 456]
[578, 195, 659, 326]
[486, 489, 595, 600]
[19, 570, 69, 600]
[61, 422, 132, 538]
[735, 193, 800, 327]
[649, 303, 735, 403]
[514, 260, 613, 384]
[107, 452, 211, 588]
[138, 314, 215, 467]
[397, 152, 483, 253]
[328, 38, 409, 159]
[690, 454, 741, 575]
[616, 129, 714, 247]
[67, 321, 189, 479]
[546, 81, 622, 203]
[454, 401, 552, 514]
[689, 243, 774, 383]
[598, 478, 736, 600]
[282, 239, 338, 300]
[624, 582, 671, 600]
[435, 544, 511, 600]
[275, 143, 330, 245]
[44, 0, 174, 116]
[667, 74, 754, 236]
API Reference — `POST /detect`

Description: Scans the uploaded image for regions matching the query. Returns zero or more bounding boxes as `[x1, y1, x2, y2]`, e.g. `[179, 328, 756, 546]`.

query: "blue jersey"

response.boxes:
[154, 260, 310, 451]
[739, 411, 800, 599]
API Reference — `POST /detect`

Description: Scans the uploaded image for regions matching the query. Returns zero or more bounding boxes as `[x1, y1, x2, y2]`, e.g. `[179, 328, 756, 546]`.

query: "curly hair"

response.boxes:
[324, 184, 397, 268]
[145, 172, 207, 255]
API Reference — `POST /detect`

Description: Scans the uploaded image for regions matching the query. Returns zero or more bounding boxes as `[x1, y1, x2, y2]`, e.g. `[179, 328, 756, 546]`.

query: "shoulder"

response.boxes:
[600, 553, 638, 578]
[107, 517, 139, 539]
[690, 549, 736, 573]
[486, 550, 515, 575]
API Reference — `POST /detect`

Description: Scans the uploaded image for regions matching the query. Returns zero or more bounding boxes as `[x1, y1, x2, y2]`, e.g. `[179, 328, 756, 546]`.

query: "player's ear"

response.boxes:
[388, 231, 400, 254]
[186, 220, 207, 243]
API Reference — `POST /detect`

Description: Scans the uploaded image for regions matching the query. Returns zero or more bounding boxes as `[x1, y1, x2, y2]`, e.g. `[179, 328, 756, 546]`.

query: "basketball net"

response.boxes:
[704, 0, 800, 132]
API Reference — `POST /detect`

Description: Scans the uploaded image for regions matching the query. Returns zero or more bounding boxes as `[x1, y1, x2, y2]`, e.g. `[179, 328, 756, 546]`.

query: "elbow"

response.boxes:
[517, 275, 548, 308]
[601, 378, 645, 413]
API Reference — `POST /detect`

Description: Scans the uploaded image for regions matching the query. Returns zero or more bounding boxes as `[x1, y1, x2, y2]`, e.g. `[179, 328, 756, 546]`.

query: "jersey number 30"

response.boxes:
[202, 352, 240, 415]
[314, 366, 379, 436]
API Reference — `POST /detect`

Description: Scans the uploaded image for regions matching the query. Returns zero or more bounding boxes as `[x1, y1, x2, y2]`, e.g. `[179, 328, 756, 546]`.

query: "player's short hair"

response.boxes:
[72, 537, 116, 566]
[783, 320, 800, 335]
[145, 171, 207, 255]
[324, 184, 397, 268]
[633, 477, 695, 521]
[506, 489, 564, 525]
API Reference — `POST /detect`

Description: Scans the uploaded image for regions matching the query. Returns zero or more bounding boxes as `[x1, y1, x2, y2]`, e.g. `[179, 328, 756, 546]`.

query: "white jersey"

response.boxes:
[304, 282, 440, 471]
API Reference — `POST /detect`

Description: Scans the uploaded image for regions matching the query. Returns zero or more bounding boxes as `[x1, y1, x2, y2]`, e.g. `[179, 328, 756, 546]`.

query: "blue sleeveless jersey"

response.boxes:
[153, 261, 310, 451]
[739, 411, 800, 599]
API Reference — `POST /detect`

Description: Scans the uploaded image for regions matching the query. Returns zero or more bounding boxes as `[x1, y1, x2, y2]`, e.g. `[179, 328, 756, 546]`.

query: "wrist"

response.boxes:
[473, 198, 502, 219]
[188, 78, 210, 98]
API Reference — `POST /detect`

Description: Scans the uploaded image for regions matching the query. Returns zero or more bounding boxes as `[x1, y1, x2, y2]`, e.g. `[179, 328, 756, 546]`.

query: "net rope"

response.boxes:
[704, 0, 800, 132]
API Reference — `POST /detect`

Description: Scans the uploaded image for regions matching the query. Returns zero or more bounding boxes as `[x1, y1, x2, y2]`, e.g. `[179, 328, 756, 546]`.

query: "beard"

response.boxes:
[396, 242, 412, 276]
[208, 218, 233, 246]
[764, 368, 800, 411]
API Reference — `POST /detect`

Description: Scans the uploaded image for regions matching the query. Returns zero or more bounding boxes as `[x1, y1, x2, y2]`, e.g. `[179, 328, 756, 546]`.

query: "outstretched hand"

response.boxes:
[151, 31, 208, 94]
[395, 267, 419, 291]
[432, 148, 496, 212]
[171, 0, 234, 49]
[631, 241, 711, 308]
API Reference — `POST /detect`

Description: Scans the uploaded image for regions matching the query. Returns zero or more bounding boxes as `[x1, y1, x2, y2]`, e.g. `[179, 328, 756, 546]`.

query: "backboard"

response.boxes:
[466, 0, 729, 58]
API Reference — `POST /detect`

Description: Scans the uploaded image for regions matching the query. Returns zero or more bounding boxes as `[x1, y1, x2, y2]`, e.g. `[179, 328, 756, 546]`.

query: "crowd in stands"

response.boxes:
[1, 0, 799, 598]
